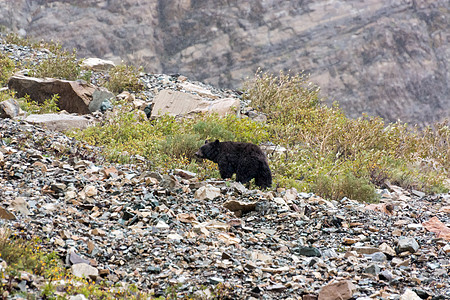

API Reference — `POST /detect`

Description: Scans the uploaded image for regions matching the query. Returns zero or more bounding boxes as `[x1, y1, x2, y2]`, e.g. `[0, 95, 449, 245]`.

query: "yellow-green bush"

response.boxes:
[105, 64, 144, 93]
[0, 52, 15, 87]
[243, 70, 449, 197]
[18, 94, 60, 114]
[29, 45, 81, 80]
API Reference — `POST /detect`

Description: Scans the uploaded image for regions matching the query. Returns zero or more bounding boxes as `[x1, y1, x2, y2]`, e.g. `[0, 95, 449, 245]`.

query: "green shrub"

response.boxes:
[30, 45, 81, 80]
[314, 173, 379, 203]
[19, 94, 60, 114]
[105, 64, 144, 93]
[243, 70, 448, 199]
[0, 52, 15, 87]
[2, 33, 31, 47]
[0, 89, 15, 102]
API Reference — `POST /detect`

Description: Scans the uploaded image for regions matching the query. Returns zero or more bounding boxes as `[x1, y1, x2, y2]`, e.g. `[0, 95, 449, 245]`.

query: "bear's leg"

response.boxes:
[255, 161, 272, 188]
[218, 162, 234, 179]
[235, 165, 257, 184]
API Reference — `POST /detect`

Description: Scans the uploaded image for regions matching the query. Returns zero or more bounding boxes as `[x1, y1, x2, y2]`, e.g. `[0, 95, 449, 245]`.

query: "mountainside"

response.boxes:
[0, 0, 449, 126]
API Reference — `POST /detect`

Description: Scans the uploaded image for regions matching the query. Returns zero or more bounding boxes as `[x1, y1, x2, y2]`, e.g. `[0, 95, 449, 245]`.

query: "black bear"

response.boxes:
[195, 140, 272, 188]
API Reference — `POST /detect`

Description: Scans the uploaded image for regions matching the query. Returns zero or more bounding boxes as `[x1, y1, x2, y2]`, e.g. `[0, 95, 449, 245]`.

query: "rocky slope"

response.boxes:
[1, 38, 450, 299]
[0, 0, 448, 127]
[2, 117, 450, 299]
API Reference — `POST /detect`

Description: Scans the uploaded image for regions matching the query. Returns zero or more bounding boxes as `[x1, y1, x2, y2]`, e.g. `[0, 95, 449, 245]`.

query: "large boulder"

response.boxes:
[8, 75, 97, 115]
[150, 89, 240, 118]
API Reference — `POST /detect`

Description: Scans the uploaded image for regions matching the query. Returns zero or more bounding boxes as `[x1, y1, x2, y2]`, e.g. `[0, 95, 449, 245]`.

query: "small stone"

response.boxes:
[84, 185, 98, 197]
[67, 251, 90, 265]
[379, 243, 396, 257]
[167, 233, 183, 240]
[69, 295, 89, 300]
[296, 246, 321, 257]
[71, 263, 99, 279]
[353, 247, 379, 255]
[92, 228, 106, 236]
[318, 280, 356, 300]
[0, 98, 22, 118]
[443, 244, 450, 253]
[396, 237, 420, 254]
[266, 283, 286, 291]
[379, 270, 393, 281]
[0, 207, 16, 220]
[156, 220, 170, 230]
[174, 169, 197, 179]
[411, 190, 425, 198]
[400, 289, 421, 300]
[343, 238, 358, 245]
[364, 264, 381, 275]
[10, 197, 30, 216]
[194, 185, 221, 200]
[371, 252, 387, 262]
[223, 200, 256, 215]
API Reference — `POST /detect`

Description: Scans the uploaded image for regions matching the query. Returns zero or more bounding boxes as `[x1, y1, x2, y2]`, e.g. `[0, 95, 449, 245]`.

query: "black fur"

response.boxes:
[195, 140, 272, 188]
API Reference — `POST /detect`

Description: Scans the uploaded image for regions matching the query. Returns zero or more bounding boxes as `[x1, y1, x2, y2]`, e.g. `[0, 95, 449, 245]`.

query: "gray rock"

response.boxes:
[295, 246, 322, 257]
[71, 263, 99, 279]
[89, 88, 114, 112]
[151, 89, 240, 118]
[364, 264, 381, 275]
[0, 98, 22, 118]
[396, 237, 420, 254]
[80, 57, 115, 72]
[25, 113, 93, 131]
[371, 252, 387, 262]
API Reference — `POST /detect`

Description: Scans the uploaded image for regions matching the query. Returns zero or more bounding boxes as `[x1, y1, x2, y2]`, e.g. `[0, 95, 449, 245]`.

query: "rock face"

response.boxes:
[0, 0, 448, 126]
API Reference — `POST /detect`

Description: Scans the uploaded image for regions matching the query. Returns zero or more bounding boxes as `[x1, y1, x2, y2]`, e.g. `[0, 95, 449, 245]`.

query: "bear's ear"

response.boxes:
[214, 139, 220, 144]
[204, 140, 209, 144]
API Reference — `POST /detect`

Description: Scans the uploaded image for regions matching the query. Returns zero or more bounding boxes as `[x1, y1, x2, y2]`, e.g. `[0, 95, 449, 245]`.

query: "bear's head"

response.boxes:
[195, 139, 220, 161]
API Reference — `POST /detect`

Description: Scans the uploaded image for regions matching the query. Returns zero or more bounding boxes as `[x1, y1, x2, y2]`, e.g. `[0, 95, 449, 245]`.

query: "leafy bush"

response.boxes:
[0, 90, 15, 102]
[19, 94, 60, 114]
[2, 33, 31, 47]
[0, 52, 15, 87]
[105, 64, 144, 93]
[29, 45, 81, 80]
[68, 110, 268, 177]
[243, 70, 449, 197]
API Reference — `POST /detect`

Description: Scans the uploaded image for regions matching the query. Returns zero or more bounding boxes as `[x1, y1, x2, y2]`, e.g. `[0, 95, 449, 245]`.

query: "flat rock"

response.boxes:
[194, 185, 221, 200]
[80, 57, 115, 71]
[151, 89, 239, 117]
[223, 200, 257, 214]
[24, 113, 93, 132]
[0, 207, 15, 220]
[71, 263, 99, 279]
[422, 216, 450, 241]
